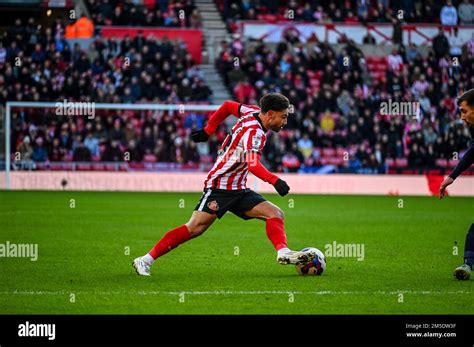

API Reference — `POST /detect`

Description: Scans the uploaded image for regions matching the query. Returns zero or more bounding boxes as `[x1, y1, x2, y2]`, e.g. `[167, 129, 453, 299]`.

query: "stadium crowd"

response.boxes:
[2, 0, 474, 174]
[0, 16, 210, 166]
[216, 30, 473, 173]
[86, 0, 203, 28]
[219, 0, 474, 29]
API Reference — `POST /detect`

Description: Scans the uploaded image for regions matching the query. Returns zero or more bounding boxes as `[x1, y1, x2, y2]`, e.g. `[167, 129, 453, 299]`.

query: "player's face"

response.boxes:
[459, 101, 474, 126]
[268, 109, 289, 132]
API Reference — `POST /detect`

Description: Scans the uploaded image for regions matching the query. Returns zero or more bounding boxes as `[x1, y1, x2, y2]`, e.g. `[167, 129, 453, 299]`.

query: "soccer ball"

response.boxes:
[295, 247, 326, 275]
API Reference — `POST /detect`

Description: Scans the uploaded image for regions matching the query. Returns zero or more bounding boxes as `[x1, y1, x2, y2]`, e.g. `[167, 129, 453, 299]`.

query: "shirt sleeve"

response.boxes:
[204, 101, 241, 135]
[245, 152, 279, 185]
[449, 143, 474, 180]
[242, 128, 266, 154]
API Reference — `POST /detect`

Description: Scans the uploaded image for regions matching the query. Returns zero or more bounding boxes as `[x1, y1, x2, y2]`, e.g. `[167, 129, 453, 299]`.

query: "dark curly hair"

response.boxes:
[259, 93, 290, 113]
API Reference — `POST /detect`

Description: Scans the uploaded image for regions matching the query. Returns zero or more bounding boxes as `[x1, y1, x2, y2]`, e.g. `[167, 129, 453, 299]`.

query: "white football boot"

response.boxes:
[132, 256, 152, 276]
[453, 264, 471, 280]
[277, 248, 316, 266]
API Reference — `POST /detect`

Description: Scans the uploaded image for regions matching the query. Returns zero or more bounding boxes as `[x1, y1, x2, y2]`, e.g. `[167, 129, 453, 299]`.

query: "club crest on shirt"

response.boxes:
[252, 135, 262, 150]
[207, 200, 219, 211]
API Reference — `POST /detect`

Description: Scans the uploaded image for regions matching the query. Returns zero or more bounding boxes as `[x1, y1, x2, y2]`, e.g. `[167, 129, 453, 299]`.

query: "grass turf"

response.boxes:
[0, 190, 472, 314]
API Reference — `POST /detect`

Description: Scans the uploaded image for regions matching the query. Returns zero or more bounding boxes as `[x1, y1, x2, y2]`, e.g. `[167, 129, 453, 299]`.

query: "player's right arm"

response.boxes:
[191, 101, 241, 142]
[440, 141, 474, 199]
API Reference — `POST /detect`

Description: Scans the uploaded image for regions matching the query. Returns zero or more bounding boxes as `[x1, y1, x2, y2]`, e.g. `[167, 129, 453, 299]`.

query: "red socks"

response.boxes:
[148, 224, 191, 259]
[148, 218, 287, 260]
[266, 217, 288, 251]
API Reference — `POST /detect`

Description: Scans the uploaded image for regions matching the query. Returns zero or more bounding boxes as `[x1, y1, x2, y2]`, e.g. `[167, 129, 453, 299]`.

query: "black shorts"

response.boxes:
[194, 188, 267, 220]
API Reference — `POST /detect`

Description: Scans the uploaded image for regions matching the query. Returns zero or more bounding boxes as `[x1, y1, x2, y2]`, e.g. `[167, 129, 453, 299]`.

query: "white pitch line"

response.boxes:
[0, 290, 470, 296]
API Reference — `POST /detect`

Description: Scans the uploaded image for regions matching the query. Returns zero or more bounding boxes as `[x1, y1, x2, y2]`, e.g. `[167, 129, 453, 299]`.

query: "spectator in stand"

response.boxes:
[297, 134, 314, 159]
[458, 0, 474, 24]
[362, 30, 376, 44]
[0, 41, 6, 67]
[102, 139, 123, 162]
[412, 74, 430, 97]
[126, 139, 143, 162]
[391, 17, 403, 46]
[282, 151, 302, 173]
[193, 79, 212, 101]
[73, 141, 92, 162]
[432, 27, 450, 60]
[387, 48, 403, 72]
[32, 137, 48, 162]
[189, 8, 203, 28]
[17, 136, 33, 161]
[233, 77, 256, 104]
[440, 0, 458, 26]
[184, 140, 200, 163]
[405, 43, 419, 62]
[84, 132, 100, 157]
[449, 27, 464, 57]
[408, 143, 421, 168]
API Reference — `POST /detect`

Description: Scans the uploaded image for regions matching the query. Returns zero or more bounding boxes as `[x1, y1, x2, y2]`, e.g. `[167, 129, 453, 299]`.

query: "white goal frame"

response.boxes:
[3, 101, 221, 190]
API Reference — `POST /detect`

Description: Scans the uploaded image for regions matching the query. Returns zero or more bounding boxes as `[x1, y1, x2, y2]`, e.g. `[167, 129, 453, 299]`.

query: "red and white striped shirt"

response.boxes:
[204, 104, 267, 190]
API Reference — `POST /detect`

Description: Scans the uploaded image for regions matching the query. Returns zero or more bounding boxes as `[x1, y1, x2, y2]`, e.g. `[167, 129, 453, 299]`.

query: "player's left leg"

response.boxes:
[454, 224, 473, 280]
[239, 198, 316, 266]
[133, 211, 217, 276]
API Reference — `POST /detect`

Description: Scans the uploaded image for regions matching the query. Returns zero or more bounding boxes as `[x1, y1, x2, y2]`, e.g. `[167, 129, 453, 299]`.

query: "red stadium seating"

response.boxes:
[385, 158, 395, 167]
[448, 159, 459, 168]
[77, 164, 92, 171]
[143, 154, 157, 163]
[395, 158, 408, 168]
[435, 159, 448, 168]
[321, 148, 336, 157]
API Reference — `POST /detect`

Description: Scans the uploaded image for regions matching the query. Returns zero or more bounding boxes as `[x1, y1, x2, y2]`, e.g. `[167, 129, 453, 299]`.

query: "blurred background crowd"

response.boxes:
[1, 0, 473, 174]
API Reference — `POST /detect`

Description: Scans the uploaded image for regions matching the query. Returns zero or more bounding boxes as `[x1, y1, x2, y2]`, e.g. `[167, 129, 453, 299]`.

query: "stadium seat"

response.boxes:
[143, 154, 157, 163]
[395, 158, 408, 168]
[129, 162, 145, 170]
[385, 158, 395, 167]
[448, 159, 459, 168]
[50, 163, 65, 171]
[327, 157, 344, 166]
[77, 164, 92, 171]
[435, 159, 448, 168]
[92, 164, 105, 171]
[119, 164, 129, 171]
[336, 147, 347, 157]
[104, 164, 118, 171]
[322, 148, 336, 157]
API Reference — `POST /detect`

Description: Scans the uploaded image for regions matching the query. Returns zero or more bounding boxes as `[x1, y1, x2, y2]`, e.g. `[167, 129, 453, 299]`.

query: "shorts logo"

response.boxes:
[207, 200, 219, 211]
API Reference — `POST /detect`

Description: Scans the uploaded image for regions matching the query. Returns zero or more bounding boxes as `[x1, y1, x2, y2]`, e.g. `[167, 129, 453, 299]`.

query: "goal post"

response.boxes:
[3, 101, 223, 190]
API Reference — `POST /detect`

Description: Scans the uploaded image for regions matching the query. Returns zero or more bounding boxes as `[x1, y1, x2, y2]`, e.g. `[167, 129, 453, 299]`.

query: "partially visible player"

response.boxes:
[132, 93, 317, 276]
[439, 89, 474, 280]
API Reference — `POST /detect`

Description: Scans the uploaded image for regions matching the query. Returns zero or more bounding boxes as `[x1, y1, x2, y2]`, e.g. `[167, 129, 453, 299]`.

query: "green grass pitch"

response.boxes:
[0, 190, 472, 314]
